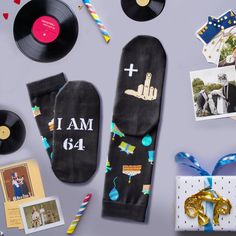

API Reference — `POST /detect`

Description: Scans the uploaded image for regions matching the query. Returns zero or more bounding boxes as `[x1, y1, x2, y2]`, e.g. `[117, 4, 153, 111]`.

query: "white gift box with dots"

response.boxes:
[176, 176, 236, 231]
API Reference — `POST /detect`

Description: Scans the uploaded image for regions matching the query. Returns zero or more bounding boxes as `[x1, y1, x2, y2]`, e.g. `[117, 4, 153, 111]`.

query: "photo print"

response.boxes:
[190, 65, 236, 121]
[219, 35, 236, 67]
[0, 164, 33, 202]
[20, 197, 64, 234]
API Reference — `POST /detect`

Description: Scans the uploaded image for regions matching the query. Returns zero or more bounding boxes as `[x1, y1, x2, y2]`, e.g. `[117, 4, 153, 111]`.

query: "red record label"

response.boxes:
[32, 16, 60, 44]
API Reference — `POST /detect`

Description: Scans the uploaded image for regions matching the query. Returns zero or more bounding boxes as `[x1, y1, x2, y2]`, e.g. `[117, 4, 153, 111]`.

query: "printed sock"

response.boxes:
[52, 81, 100, 183]
[27, 73, 67, 161]
[102, 35, 166, 222]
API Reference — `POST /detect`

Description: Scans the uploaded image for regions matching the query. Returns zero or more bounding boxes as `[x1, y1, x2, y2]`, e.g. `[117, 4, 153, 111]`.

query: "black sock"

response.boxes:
[52, 81, 100, 183]
[27, 73, 67, 161]
[102, 36, 166, 222]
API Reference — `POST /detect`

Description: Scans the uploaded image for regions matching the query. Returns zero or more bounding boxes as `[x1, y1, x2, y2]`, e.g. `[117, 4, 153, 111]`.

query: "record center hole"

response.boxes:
[136, 0, 150, 7]
[0, 126, 10, 140]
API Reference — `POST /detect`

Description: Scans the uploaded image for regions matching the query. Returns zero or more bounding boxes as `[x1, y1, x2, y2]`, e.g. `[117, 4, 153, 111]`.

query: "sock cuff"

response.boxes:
[102, 201, 147, 222]
[27, 73, 67, 98]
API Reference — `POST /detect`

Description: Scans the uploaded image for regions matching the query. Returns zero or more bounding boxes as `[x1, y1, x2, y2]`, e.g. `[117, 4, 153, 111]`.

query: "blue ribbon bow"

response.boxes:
[198, 10, 236, 44]
[176, 152, 236, 176]
[176, 152, 236, 232]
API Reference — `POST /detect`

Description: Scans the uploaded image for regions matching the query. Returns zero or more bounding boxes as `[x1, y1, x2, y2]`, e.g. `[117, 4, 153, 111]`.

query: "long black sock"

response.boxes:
[102, 36, 166, 222]
[27, 73, 67, 161]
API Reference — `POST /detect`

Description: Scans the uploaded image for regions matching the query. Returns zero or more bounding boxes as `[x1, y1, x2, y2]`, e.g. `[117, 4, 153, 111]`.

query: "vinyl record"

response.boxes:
[121, 0, 165, 22]
[0, 110, 26, 155]
[13, 0, 79, 62]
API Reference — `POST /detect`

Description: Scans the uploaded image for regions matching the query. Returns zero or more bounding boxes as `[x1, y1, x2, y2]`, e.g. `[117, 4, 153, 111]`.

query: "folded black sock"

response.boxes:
[52, 81, 100, 183]
[27, 73, 67, 161]
[102, 35, 166, 222]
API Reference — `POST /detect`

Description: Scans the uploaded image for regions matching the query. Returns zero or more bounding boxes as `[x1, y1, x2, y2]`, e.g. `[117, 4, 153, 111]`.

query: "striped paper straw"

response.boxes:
[67, 193, 92, 235]
[82, 0, 111, 43]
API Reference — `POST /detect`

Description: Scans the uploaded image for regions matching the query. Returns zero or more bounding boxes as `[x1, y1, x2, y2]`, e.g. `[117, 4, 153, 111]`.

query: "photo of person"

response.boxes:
[12, 172, 23, 200]
[1, 164, 33, 202]
[31, 206, 41, 228]
[219, 35, 236, 67]
[19, 175, 31, 197]
[190, 66, 236, 121]
[20, 197, 64, 234]
[39, 204, 47, 226]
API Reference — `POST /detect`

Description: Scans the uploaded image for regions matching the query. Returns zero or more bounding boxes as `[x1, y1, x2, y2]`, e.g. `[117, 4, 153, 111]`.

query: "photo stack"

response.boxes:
[0, 160, 45, 229]
[192, 10, 236, 121]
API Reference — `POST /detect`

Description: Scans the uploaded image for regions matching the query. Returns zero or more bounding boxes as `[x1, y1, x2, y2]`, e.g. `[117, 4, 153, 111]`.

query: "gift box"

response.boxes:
[175, 152, 236, 232]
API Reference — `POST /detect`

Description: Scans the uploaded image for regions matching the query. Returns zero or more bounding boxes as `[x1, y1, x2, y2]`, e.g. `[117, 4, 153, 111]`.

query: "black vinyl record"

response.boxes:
[0, 110, 26, 155]
[13, 0, 79, 62]
[121, 0, 165, 22]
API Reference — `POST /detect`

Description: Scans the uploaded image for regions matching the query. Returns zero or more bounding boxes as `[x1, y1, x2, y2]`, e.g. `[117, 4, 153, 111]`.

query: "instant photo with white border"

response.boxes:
[19, 196, 64, 234]
[190, 65, 236, 121]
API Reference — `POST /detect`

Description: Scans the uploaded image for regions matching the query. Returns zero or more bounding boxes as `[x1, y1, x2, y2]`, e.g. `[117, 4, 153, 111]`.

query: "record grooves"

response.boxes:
[0, 110, 26, 155]
[13, 0, 79, 62]
[121, 0, 165, 22]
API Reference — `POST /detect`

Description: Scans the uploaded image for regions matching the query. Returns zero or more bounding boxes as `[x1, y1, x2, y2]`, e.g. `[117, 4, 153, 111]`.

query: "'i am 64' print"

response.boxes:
[57, 118, 94, 151]
[63, 138, 85, 151]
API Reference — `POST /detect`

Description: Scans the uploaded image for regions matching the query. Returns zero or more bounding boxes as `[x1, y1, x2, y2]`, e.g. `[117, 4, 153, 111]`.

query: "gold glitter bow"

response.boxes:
[184, 187, 232, 226]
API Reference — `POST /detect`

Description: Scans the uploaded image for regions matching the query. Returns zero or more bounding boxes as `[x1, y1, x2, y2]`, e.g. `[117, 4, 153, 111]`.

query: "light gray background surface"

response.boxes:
[1, 0, 236, 235]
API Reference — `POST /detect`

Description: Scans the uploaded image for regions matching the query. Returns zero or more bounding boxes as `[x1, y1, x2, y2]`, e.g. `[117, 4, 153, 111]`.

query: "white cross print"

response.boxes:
[124, 64, 138, 77]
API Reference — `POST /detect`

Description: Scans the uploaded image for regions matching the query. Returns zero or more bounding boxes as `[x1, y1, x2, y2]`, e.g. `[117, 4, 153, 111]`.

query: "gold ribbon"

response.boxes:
[184, 187, 231, 226]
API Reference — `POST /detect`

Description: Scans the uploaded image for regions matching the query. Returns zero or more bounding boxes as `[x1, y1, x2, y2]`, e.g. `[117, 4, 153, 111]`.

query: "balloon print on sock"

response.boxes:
[109, 177, 119, 201]
[142, 134, 152, 147]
